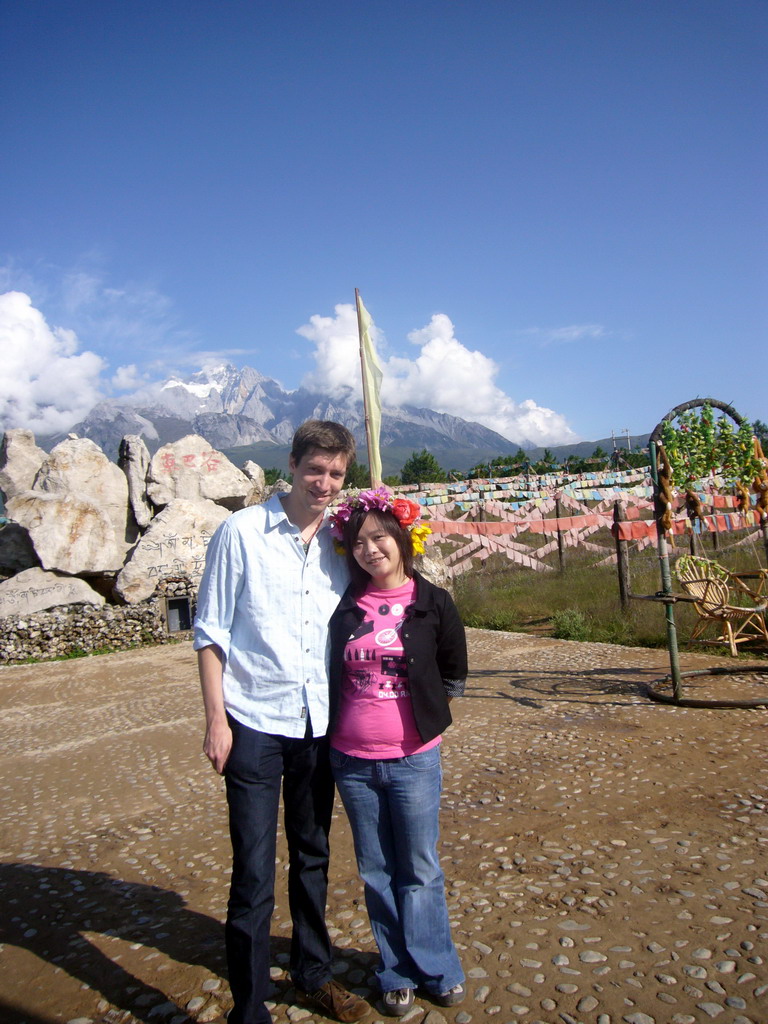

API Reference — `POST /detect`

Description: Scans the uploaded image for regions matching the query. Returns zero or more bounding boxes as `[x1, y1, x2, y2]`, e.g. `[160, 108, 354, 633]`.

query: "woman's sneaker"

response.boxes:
[434, 984, 465, 1007]
[382, 989, 415, 1017]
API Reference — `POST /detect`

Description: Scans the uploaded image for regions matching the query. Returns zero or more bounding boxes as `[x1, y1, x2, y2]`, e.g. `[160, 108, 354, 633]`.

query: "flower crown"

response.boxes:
[329, 487, 432, 555]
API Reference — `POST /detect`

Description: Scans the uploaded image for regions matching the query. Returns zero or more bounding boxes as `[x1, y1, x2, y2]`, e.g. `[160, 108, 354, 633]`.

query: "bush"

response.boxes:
[551, 609, 590, 641]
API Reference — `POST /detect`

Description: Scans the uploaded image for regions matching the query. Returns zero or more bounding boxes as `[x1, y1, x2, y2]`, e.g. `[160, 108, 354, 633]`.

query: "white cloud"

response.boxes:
[523, 323, 607, 347]
[111, 364, 147, 392]
[0, 291, 105, 434]
[297, 305, 578, 446]
[297, 304, 367, 398]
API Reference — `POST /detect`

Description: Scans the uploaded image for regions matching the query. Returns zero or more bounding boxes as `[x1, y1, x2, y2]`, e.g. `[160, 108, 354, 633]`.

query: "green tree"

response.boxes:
[533, 448, 557, 474]
[344, 461, 372, 488]
[562, 454, 587, 474]
[401, 449, 446, 485]
[588, 446, 610, 471]
[753, 419, 768, 447]
[467, 450, 528, 479]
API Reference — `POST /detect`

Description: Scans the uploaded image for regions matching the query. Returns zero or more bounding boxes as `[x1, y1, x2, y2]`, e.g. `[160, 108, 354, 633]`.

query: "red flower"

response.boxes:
[391, 498, 420, 527]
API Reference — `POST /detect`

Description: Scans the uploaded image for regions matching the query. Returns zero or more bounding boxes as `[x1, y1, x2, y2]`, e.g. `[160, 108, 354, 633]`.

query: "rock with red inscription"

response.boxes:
[146, 435, 251, 511]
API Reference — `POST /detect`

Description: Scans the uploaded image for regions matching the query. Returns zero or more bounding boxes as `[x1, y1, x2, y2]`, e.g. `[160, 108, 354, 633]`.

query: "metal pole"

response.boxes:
[650, 440, 682, 702]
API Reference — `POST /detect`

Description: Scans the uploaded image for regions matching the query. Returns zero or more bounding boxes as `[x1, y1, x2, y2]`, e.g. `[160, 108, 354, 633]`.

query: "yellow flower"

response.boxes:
[410, 523, 432, 555]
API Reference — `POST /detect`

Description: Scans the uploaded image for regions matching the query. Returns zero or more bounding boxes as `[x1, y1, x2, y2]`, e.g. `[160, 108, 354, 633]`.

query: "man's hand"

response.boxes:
[203, 717, 233, 774]
[198, 644, 231, 774]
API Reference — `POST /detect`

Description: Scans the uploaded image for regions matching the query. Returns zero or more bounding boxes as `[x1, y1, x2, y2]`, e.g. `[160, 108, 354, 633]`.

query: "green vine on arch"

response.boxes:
[660, 402, 763, 513]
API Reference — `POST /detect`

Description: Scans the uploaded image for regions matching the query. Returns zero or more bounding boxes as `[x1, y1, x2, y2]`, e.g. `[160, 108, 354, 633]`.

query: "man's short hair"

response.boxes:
[291, 420, 356, 467]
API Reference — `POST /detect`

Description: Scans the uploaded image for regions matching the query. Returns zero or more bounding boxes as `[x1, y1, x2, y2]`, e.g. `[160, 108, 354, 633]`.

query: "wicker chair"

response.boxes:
[674, 555, 768, 657]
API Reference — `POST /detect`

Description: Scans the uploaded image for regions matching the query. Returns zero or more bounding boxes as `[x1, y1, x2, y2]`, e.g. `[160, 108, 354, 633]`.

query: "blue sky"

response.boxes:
[1, 0, 765, 445]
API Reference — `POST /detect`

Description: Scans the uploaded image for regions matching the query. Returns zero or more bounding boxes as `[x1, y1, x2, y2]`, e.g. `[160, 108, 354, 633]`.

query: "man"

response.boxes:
[194, 420, 369, 1024]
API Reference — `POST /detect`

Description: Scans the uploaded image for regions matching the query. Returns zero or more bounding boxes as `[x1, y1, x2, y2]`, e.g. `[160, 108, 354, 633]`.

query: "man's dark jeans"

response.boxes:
[224, 715, 335, 1024]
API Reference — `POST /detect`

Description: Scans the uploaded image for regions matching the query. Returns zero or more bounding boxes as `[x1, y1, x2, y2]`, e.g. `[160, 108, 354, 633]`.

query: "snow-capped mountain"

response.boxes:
[55, 364, 525, 463]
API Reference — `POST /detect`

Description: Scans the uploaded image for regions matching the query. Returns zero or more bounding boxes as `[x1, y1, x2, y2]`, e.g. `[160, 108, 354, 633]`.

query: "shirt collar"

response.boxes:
[264, 492, 332, 534]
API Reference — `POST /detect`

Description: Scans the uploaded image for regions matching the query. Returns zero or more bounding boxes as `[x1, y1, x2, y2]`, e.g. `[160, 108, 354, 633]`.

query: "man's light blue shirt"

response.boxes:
[193, 494, 350, 738]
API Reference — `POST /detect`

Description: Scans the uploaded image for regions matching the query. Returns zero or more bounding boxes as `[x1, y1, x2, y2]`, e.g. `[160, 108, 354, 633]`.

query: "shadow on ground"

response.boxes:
[467, 664, 657, 704]
[0, 862, 226, 1023]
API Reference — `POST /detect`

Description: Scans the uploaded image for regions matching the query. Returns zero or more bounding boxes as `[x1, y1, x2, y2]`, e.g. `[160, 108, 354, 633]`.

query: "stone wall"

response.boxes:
[0, 600, 173, 664]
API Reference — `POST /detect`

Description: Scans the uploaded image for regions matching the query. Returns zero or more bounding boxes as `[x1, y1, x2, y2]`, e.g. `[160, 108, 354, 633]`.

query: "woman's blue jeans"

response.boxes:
[330, 745, 464, 994]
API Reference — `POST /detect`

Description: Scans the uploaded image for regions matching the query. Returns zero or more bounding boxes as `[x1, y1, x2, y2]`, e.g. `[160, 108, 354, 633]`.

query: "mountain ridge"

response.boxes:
[40, 363, 527, 464]
[30, 362, 649, 475]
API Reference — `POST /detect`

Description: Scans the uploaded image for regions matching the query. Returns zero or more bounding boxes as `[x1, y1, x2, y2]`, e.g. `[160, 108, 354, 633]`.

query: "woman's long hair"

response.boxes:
[342, 507, 414, 596]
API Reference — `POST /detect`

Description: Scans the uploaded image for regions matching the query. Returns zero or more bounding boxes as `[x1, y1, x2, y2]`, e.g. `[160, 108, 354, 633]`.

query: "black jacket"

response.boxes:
[328, 570, 468, 745]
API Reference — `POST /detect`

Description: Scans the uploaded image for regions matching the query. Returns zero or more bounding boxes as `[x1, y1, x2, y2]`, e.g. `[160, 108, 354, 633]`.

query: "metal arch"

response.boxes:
[648, 398, 744, 445]
[645, 397, 766, 708]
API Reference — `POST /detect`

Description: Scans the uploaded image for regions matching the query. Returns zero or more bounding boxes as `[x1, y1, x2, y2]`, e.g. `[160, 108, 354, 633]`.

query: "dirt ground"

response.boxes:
[1, 631, 767, 1024]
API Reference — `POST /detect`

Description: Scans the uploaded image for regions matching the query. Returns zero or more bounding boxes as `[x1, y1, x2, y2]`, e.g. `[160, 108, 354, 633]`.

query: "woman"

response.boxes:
[328, 488, 466, 1017]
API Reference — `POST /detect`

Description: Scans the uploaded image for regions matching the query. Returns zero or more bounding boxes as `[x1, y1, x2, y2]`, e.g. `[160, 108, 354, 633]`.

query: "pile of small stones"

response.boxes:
[0, 600, 170, 663]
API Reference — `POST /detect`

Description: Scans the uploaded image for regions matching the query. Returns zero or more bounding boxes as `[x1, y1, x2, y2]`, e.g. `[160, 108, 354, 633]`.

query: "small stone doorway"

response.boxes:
[166, 596, 192, 632]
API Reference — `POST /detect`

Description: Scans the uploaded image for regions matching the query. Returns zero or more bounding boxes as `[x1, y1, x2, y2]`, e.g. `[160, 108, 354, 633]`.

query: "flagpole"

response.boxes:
[355, 288, 380, 486]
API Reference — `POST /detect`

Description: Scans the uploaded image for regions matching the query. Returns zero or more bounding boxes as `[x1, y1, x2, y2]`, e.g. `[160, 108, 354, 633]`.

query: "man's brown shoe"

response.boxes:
[301, 979, 371, 1023]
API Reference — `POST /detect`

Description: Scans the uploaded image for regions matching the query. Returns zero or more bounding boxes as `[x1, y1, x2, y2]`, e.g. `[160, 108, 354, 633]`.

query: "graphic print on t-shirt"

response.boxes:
[344, 595, 412, 701]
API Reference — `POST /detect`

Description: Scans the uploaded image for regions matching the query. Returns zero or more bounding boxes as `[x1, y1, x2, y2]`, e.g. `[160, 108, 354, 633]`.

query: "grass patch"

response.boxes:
[551, 609, 590, 641]
[453, 541, 768, 653]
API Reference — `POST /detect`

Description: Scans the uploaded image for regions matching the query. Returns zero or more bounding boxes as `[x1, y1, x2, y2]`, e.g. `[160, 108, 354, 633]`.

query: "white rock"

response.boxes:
[579, 950, 607, 963]
[8, 492, 127, 574]
[0, 429, 47, 501]
[34, 437, 135, 550]
[0, 567, 105, 618]
[119, 434, 154, 528]
[715, 960, 736, 973]
[147, 434, 251, 511]
[695, 1003, 725, 1019]
[242, 460, 267, 506]
[578, 995, 599, 1011]
[114, 498, 230, 604]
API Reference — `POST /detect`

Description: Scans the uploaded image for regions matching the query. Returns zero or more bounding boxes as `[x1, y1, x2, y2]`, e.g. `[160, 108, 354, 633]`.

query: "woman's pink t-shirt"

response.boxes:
[330, 579, 441, 758]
